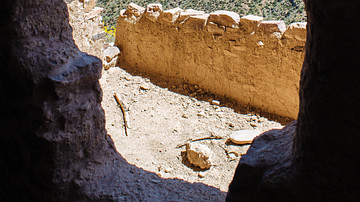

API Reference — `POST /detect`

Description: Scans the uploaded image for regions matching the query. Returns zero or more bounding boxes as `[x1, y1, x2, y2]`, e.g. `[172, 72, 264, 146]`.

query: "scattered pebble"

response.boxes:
[211, 100, 220, 106]
[165, 167, 174, 173]
[140, 84, 150, 91]
[198, 173, 206, 178]
[250, 122, 258, 127]
[197, 112, 206, 117]
[182, 114, 189, 118]
[228, 152, 237, 161]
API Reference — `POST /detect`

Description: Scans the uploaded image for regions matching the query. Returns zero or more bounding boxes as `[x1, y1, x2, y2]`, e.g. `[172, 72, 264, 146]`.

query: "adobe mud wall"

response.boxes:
[115, 3, 306, 119]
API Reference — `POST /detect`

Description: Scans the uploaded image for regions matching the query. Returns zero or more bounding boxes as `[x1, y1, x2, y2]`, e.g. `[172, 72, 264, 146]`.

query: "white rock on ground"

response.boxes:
[185, 142, 213, 170]
[103, 46, 120, 70]
[104, 46, 120, 62]
[229, 129, 262, 145]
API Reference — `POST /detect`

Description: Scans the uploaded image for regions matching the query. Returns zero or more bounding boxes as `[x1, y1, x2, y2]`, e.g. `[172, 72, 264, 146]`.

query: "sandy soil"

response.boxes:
[100, 66, 284, 193]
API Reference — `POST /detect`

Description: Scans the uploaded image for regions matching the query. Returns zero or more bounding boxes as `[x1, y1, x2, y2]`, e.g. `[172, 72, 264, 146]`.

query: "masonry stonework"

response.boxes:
[115, 3, 306, 119]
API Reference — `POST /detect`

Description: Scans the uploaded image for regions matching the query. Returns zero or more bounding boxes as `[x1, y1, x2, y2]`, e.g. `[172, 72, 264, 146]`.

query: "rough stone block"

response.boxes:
[124, 3, 145, 18]
[206, 22, 225, 35]
[283, 22, 307, 42]
[177, 9, 205, 24]
[104, 46, 120, 63]
[103, 57, 117, 70]
[81, 0, 96, 13]
[258, 20, 286, 34]
[158, 7, 183, 23]
[182, 14, 209, 31]
[85, 7, 103, 20]
[208, 10, 240, 27]
[227, 122, 296, 201]
[239, 15, 263, 33]
[119, 9, 127, 18]
[144, 3, 163, 22]
[185, 142, 213, 170]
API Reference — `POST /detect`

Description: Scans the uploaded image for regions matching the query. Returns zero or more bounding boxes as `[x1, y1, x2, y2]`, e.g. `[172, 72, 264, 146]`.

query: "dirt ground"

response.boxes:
[99, 66, 286, 193]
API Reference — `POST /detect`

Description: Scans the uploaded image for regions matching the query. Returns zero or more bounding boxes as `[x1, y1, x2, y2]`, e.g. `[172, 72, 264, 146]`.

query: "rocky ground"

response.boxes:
[99, 65, 287, 193]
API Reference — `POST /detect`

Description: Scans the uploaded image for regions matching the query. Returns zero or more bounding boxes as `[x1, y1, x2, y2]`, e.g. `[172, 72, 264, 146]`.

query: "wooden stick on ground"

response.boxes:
[114, 93, 128, 136]
[176, 135, 223, 148]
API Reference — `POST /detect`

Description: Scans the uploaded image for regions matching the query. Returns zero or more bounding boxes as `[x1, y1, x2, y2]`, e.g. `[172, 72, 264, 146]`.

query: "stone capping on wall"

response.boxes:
[119, 3, 306, 39]
[115, 3, 307, 119]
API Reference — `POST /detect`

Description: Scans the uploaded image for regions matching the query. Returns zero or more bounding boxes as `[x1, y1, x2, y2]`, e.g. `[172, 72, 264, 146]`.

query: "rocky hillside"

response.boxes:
[97, 0, 306, 27]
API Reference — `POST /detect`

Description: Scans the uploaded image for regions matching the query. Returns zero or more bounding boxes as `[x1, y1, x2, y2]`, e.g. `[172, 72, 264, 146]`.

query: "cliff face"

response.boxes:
[0, 0, 113, 200]
[115, 3, 306, 119]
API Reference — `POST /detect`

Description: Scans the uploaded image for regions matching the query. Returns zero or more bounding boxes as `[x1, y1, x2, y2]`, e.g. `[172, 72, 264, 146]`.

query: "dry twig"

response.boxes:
[176, 135, 223, 148]
[114, 93, 128, 136]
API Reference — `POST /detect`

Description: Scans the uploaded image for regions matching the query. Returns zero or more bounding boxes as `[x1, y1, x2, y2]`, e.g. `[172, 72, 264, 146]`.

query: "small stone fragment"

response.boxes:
[228, 152, 237, 161]
[197, 111, 206, 117]
[250, 122, 257, 127]
[211, 100, 220, 106]
[185, 142, 213, 169]
[140, 84, 150, 90]
[182, 114, 189, 118]
[164, 167, 174, 173]
[103, 57, 117, 70]
[198, 173, 206, 178]
[229, 130, 262, 145]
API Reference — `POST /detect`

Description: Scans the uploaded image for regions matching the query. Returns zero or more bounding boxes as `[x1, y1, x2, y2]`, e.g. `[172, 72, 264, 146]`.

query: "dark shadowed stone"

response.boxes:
[0, 0, 109, 200]
[227, 0, 360, 201]
[227, 122, 297, 201]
